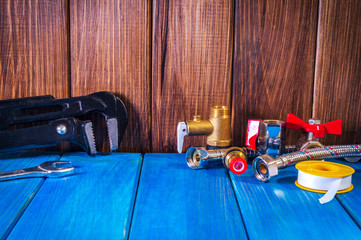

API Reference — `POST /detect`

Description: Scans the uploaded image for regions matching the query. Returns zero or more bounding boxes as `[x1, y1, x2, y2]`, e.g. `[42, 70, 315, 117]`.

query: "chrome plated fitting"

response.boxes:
[252, 154, 279, 181]
[186, 147, 224, 169]
[246, 119, 287, 156]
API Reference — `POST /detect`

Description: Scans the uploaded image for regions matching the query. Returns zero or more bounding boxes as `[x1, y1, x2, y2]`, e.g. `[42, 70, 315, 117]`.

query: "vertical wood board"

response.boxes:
[313, 0, 361, 145]
[152, 0, 234, 152]
[232, 0, 319, 146]
[0, 0, 69, 99]
[70, 0, 151, 152]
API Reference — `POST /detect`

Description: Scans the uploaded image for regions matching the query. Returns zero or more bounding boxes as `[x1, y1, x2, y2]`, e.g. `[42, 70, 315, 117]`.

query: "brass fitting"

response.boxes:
[222, 147, 248, 175]
[177, 106, 231, 153]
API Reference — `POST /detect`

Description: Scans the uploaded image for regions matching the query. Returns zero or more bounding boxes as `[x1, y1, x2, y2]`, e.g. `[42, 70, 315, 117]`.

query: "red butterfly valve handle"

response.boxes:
[286, 113, 342, 139]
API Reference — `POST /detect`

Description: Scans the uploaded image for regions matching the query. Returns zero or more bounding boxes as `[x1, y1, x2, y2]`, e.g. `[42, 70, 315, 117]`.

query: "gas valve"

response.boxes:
[177, 106, 231, 153]
[245, 114, 342, 157]
[245, 119, 287, 157]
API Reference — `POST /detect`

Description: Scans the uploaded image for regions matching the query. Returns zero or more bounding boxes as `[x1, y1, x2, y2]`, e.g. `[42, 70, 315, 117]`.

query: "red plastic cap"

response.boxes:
[286, 113, 342, 138]
[245, 119, 261, 150]
[229, 157, 247, 175]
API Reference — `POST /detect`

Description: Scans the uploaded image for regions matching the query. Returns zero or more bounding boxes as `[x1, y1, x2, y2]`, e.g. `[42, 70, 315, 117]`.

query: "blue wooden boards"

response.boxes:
[333, 160, 361, 228]
[230, 160, 361, 240]
[0, 152, 61, 239]
[1, 152, 361, 239]
[129, 153, 247, 239]
[6, 152, 142, 239]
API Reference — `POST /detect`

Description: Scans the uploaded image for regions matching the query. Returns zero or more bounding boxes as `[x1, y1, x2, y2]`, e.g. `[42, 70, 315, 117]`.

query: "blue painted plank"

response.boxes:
[129, 153, 247, 240]
[230, 161, 361, 240]
[0, 152, 61, 239]
[332, 160, 361, 228]
[7, 152, 143, 239]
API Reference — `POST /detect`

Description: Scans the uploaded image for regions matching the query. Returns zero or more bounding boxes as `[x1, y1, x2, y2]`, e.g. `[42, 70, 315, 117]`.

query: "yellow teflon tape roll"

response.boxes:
[295, 161, 355, 204]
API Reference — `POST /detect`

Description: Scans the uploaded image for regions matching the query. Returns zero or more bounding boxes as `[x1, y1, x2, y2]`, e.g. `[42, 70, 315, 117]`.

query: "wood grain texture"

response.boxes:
[232, 0, 319, 146]
[313, 0, 361, 145]
[7, 152, 143, 239]
[229, 163, 361, 239]
[152, 0, 234, 152]
[129, 153, 247, 239]
[70, 0, 151, 152]
[0, 152, 61, 239]
[0, 0, 69, 99]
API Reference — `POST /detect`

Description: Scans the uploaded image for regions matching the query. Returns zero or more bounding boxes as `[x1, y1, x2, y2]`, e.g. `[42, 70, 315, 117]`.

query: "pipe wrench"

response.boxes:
[0, 92, 128, 155]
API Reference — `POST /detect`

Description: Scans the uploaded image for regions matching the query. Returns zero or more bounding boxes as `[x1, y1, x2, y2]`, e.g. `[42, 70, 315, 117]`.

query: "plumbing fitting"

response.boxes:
[252, 145, 361, 182]
[286, 113, 342, 140]
[177, 106, 231, 153]
[245, 114, 342, 157]
[246, 119, 292, 156]
[186, 146, 258, 174]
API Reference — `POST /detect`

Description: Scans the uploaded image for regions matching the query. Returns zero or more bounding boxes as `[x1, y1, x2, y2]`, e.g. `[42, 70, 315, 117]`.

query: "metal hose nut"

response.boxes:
[253, 144, 361, 182]
[185, 147, 251, 174]
[252, 154, 280, 181]
[186, 147, 224, 169]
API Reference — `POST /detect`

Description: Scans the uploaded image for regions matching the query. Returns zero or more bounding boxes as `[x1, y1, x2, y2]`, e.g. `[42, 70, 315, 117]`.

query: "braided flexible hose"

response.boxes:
[253, 145, 361, 181]
[278, 145, 361, 168]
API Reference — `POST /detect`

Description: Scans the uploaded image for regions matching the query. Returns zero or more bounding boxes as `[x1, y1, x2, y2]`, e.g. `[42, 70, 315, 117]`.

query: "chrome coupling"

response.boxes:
[252, 154, 279, 181]
[186, 147, 224, 169]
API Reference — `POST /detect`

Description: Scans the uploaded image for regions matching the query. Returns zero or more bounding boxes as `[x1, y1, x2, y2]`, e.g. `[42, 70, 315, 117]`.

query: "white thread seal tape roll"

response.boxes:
[295, 161, 354, 204]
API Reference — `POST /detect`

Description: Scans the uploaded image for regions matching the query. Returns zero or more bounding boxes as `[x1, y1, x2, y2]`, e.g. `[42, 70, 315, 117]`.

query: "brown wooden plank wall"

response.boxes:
[152, 0, 234, 152]
[313, 0, 361, 145]
[0, 0, 69, 99]
[0, 0, 360, 153]
[70, 0, 151, 152]
[232, 0, 319, 146]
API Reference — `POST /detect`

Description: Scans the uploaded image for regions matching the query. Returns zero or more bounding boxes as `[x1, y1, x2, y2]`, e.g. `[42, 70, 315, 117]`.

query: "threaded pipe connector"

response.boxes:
[252, 144, 361, 182]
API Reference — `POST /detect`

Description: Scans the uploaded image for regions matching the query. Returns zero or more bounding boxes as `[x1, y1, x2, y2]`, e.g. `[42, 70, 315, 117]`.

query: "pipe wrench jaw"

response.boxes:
[47, 117, 97, 155]
[75, 120, 97, 155]
[87, 92, 128, 151]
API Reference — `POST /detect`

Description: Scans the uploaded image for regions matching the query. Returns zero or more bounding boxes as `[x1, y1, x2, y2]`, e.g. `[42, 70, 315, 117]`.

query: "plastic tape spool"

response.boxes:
[295, 161, 355, 204]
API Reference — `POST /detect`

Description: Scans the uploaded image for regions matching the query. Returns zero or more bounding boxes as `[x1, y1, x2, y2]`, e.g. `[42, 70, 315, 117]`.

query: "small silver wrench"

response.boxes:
[0, 161, 74, 181]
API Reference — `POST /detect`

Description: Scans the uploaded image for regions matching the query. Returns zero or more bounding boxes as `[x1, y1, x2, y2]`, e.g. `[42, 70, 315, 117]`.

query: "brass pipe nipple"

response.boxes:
[193, 115, 201, 121]
[211, 106, 229, 117]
